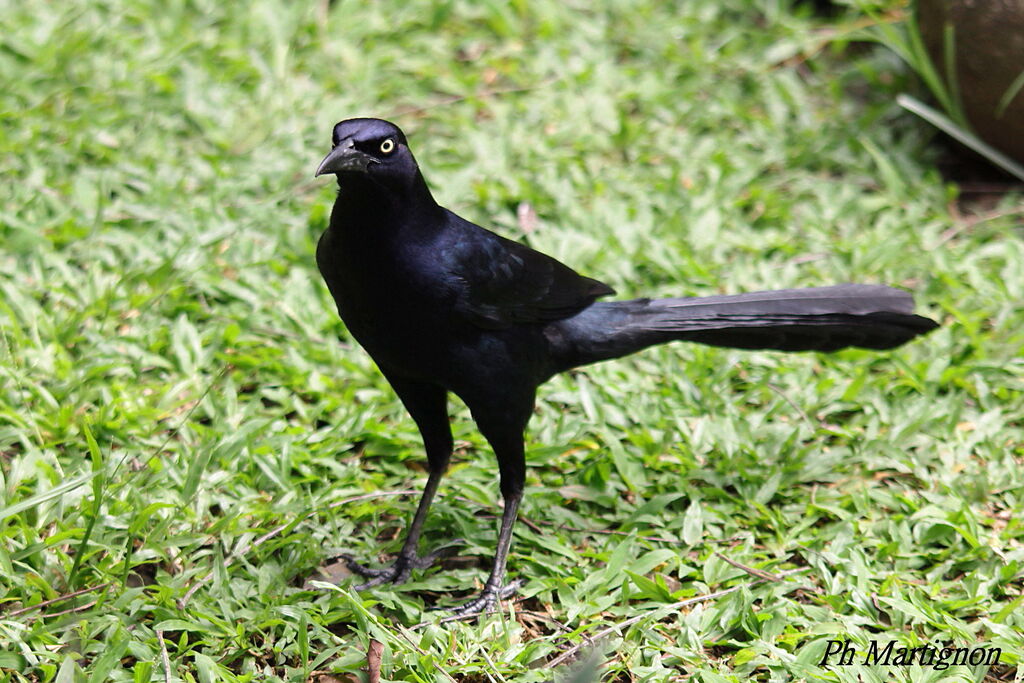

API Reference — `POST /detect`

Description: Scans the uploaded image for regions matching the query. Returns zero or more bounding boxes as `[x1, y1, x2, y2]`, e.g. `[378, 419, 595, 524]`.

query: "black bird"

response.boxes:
[313, 117, 938, 615]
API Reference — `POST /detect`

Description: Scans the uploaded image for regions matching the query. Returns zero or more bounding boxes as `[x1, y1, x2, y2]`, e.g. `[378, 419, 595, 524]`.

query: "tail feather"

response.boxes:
[551, 284, 938, 370]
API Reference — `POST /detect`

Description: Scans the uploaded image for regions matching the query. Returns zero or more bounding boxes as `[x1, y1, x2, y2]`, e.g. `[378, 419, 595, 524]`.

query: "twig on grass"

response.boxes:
[156, 630, 172, 683]
[765, 381, 815, 429]
[30, 600, 99, 619]
[714, 552, 782, 582]
[7, 581, 113, 618]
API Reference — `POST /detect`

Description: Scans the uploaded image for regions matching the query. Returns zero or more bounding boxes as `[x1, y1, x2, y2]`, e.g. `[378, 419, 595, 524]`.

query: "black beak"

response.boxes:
[315, 141, 380, 177]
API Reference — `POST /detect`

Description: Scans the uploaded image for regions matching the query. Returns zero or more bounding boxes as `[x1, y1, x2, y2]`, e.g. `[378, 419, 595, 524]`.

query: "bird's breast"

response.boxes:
[316, 227, 463, 374]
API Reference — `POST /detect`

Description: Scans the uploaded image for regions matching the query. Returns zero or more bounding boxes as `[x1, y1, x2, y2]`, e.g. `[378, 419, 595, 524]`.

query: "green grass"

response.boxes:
[2, 0, 1023, 681]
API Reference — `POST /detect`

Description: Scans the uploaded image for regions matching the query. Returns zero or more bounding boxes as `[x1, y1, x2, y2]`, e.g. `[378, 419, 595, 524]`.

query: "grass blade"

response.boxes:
[897, 93, 1024, 182]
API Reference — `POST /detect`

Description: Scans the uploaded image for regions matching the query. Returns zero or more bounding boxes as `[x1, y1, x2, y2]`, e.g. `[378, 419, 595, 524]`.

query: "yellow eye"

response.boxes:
[380, 138, 395, 154]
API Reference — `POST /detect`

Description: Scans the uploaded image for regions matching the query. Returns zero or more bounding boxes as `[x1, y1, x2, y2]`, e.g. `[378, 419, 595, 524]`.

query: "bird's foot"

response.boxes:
[442, 578, 525, 618]
[341, 540, 464, 590]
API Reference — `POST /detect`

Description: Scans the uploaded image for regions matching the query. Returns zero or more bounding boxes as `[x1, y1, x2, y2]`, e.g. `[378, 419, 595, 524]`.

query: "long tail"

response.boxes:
[550, 284, 938, 371]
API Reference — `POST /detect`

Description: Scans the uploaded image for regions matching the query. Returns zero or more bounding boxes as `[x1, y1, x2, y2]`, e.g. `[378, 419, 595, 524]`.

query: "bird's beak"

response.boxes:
[315, 141, 380, 177]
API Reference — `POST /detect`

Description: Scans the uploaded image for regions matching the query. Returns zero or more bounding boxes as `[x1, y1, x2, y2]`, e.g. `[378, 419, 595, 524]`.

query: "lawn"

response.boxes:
[1, 0, 1022, 681]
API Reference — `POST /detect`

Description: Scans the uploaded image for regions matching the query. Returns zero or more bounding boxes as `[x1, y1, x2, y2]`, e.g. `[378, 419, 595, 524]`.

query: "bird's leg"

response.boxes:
[446, 489, 524, 616]
[343, 466, 460, 588]
[445, 399, 531, 616]
[343, 376, 456, 588]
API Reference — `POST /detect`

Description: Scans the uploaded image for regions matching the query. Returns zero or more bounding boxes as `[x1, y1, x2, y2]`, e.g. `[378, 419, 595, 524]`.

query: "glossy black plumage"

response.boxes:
[313, 118, 938, 616]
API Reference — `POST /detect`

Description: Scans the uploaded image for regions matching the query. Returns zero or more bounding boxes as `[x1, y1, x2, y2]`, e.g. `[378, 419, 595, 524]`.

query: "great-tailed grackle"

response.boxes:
[313, 118, 938, 615]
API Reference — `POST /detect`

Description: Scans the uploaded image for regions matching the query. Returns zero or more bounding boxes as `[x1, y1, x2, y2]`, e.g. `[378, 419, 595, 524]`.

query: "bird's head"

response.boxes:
[315, 118, 416, 185]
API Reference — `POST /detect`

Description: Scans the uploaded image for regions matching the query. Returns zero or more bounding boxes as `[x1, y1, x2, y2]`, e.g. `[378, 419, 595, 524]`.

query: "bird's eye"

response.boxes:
[380, 138, 395, 155]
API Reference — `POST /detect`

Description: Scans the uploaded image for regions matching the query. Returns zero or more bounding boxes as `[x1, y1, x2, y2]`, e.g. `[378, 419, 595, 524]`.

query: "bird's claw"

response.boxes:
[339, 554, 411, 588]
[439, 577, 525, 618]
[341, 540, 466, 590]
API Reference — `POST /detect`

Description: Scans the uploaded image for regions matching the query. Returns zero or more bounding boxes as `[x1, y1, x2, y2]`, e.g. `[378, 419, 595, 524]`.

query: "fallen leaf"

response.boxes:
[368, 639, 384, 683]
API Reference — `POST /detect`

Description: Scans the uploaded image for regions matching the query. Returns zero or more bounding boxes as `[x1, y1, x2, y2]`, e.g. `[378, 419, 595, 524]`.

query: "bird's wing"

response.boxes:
[446, 218, 615, 329]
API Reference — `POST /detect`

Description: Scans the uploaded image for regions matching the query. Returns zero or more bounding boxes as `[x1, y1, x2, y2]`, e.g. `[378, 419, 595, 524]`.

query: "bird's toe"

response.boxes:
[441, 577, 525, 619]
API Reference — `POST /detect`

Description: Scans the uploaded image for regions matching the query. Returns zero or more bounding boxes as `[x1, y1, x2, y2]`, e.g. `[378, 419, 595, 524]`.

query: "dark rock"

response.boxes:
[917, 0, 1024, 162]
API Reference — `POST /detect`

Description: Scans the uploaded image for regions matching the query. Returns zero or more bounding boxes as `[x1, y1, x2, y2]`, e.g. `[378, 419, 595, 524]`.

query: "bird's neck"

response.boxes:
[330, 172, 442, 241]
